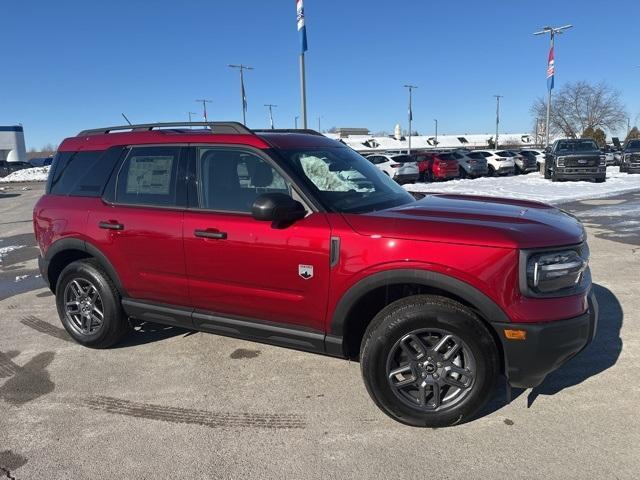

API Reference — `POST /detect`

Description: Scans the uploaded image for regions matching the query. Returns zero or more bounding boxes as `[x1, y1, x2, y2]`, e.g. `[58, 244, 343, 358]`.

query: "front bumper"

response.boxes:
[496, 166, 515, 175]
[555, 167, 606, 180]
[493, 291, 598, 388]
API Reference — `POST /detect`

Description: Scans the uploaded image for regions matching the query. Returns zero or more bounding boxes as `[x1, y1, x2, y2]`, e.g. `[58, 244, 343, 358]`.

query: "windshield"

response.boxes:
[556, 140, 599, 152]
[390, 155, 414, 163]
[279, 146, 415, 213]
[626, 140, 640, 150]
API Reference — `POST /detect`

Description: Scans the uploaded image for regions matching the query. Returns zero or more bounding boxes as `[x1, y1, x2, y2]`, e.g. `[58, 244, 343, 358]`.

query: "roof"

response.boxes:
[57, 123, 338, 152]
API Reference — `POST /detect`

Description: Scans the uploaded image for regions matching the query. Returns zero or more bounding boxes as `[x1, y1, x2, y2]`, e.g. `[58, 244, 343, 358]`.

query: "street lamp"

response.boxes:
[533, 24, 573, 146]
[493, 95, 503, 150]
[264, 104, 277, 129]
[229, 64, 254, 125]
[404, 85, 417, 155]
[317, 116, 323, 133]
[195, 99, 212, 122]
[187, 112, 198, 127]
[295, 116, 299, 129]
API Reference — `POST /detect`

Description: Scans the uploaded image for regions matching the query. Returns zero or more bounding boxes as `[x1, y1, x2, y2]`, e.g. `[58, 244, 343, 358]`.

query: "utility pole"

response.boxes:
[187, 112, 197, 123]
[534, 24, 573, 147]
[195, 99, 212, 122]
[264, 104, 277, 129]
[493, 95, 503, 150]
[404, 85, 417, 155]
[229, 64, 253, 125]
[295, 116, 299, 129]
[317, 116, 322, 133]
[434, 119, 438, 147]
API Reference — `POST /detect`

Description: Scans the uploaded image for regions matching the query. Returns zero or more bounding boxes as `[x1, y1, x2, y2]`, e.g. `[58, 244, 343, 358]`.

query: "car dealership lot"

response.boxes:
[1, 184, 639, 479]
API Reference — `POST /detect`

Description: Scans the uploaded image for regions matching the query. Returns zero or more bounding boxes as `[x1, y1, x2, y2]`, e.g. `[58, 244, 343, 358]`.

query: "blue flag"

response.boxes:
[297, 0, 308, 53]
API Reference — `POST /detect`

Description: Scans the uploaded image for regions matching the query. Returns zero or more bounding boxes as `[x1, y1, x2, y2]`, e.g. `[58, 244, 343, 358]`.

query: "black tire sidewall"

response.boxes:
[360, 296, 498, 428]
[56, 260, 127, 348]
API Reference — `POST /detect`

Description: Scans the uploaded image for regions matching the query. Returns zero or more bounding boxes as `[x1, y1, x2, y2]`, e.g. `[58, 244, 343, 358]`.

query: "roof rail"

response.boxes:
[77, 121, 252, 136]
[252, 128, 325, 137]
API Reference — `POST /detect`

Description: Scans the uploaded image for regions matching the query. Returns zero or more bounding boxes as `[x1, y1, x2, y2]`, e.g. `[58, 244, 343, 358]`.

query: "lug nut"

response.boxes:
[436, 362, 442, 367]
[433, 373, 439, 379]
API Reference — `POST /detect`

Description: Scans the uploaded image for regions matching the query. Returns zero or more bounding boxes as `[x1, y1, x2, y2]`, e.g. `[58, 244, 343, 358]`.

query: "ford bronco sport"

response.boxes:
[34, 122, 598, 427]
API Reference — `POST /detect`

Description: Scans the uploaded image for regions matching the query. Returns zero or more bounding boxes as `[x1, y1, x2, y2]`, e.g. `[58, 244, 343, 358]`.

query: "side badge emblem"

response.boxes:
[299, 264, 314, 280]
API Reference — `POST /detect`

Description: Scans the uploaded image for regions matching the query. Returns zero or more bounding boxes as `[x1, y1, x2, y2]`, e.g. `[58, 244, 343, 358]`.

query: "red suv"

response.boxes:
[34, 122, 598, 427]
[413, 152, 459, 181]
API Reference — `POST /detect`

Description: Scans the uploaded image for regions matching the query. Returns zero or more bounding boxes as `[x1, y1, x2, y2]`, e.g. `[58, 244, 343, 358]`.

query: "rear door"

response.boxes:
[182, 146, 332, 332]
[87, 145, 190, 306]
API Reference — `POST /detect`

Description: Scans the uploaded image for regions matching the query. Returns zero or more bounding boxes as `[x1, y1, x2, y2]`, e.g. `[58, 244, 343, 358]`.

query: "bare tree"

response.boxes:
[531, 81, 627, 138]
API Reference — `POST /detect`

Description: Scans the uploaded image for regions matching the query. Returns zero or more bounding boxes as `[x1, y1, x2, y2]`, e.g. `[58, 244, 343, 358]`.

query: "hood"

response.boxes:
[343, 194, 585, 249]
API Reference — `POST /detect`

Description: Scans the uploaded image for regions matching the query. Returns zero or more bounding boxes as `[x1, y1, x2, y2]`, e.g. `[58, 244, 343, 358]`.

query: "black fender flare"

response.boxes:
[330, 268, 511, 338]
[43, 238, 127, 296]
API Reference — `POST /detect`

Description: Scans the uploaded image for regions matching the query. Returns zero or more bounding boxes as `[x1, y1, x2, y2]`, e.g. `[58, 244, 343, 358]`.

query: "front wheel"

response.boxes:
[360, 295, 499, 427]
[56, 259, 131, 348]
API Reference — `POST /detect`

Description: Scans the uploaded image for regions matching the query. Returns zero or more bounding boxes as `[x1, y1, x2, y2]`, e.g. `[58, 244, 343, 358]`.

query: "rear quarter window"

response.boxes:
[48, 148, 123, 196]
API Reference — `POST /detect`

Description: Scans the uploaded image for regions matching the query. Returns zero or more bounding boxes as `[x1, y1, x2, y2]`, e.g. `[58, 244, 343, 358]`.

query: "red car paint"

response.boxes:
[413, 153, 459, 180]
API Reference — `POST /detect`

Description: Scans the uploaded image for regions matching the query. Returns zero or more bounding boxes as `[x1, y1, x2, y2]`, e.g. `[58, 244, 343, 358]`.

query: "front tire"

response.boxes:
[360, 295, 499, 427]
[56, 259, 130, 348]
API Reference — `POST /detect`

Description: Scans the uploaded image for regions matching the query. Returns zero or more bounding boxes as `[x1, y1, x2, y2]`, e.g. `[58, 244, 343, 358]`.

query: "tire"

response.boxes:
[360, 295, 499, 428]
[459, 168, 467, 179]
[56, 259, 131, 348]
[620, 164, 628, 173]
[544, 164, 551, 179]
[595, 177, 606, 183]
[487, 165, 495, 177]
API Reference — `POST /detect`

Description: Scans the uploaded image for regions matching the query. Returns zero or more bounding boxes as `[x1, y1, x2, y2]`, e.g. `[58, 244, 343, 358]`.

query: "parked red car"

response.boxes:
[34, 122, 597, 427]
[413, 152, 459, 181]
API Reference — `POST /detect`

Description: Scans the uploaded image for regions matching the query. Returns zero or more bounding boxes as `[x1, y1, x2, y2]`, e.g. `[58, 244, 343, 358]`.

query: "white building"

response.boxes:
[0, 126, 27, 163]
[324, 129, 536, 154]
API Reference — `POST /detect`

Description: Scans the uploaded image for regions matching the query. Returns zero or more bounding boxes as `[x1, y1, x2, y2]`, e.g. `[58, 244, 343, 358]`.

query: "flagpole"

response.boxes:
[534, 24, 572, 147]
[297, 0, 308, 129]
[404, 84, 417, 156]
[545, 33, 554, 147]
[229, 64, 253, 126]
[300, 53, 307, 129]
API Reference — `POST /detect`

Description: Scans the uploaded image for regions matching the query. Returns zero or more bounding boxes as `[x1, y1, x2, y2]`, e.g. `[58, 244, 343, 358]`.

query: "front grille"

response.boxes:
[564, 157, 599, 167]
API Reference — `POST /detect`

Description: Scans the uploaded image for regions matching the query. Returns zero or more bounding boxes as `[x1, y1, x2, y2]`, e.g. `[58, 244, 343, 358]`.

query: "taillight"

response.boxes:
[390, 163, 401, 168]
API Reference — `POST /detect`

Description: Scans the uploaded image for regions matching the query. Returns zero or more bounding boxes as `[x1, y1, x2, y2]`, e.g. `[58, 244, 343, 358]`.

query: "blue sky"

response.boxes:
[2, 0, 639, 149]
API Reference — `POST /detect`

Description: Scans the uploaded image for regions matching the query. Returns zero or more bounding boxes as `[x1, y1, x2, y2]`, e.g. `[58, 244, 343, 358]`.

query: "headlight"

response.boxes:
[557, 156, 566, 166]
[520, 246, 590, 297]
[599, 155, 606, 165]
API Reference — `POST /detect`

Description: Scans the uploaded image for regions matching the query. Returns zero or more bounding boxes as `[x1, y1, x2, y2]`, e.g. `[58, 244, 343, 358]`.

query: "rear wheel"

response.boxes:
[360, 295, 499, 427]
[459, 168, 467, 179]
[56, 260, 130, 348]
[487, 165, 496, 177]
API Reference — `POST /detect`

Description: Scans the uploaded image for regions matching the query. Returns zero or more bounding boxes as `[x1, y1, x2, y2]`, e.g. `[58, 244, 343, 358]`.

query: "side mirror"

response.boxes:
[251, 193, 306, 225]
[544, 147, 551, 154]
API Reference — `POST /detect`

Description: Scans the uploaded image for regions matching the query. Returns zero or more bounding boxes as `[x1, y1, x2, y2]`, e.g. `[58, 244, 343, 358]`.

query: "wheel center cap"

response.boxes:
[424, 363, 436, 373]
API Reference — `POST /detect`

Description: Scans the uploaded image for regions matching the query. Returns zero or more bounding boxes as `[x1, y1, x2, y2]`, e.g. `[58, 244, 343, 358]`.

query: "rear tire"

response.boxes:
[487, 165, 496, 177]
[360, 295, 499, 428]
[56, 259, 130, 348]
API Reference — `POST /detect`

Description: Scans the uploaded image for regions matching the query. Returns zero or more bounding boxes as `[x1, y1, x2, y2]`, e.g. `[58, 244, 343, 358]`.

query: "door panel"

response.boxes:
[183, 146, 332, 332]
[90, 145, 189, 306]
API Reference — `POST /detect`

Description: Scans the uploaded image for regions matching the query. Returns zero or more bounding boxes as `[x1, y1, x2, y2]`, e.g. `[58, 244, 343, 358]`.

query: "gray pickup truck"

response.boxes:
[621, 139, 640, 173]
[543, 139, 606, 183]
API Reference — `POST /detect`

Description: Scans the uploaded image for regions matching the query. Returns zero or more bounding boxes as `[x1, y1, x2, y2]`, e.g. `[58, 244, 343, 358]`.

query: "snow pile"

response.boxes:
[405, 167, 640, 205]
[0, 245, 25, 264]
[0, 166, 50, 183]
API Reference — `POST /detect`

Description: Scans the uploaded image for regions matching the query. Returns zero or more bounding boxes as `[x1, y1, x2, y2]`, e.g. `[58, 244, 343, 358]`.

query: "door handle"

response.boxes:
[194, 229, 227, 240]
[99, 221, 124, 230]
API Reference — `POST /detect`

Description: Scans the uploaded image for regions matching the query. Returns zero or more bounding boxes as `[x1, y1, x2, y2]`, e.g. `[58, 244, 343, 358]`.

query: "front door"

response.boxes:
[183, 146, 331, 332]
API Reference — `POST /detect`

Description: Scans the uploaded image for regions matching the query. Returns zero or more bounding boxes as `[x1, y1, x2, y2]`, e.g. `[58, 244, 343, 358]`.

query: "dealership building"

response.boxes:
[0, 125, 27, 163]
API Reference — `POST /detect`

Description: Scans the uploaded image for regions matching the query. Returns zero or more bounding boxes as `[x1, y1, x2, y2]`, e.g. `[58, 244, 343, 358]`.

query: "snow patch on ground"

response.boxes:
[0, 245, 25, 264]
[405, 167, 640, 205]
[14, 275, 30, 283]
[0, 166, 51, 183]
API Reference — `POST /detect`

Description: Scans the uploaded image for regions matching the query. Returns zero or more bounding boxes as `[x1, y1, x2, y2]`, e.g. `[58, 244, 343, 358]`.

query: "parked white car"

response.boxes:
[519, 149, 546, 171]
[471, 150, 515, 176]
[366, 154, 419, 184]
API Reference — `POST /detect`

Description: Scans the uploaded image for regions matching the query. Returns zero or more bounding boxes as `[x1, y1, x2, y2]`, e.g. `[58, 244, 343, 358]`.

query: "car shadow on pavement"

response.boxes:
[113, 321, 194, 348]
[472, 283, 623, 420]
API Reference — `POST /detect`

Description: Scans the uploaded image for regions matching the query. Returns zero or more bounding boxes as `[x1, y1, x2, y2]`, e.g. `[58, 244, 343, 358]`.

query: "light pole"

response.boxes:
[264, 104, 277, 129]
[434, 119, 438, 147]
[493, 95, 503, 150]
[229, 64, 253, 125]
[317, 116, 323, 133]
[534, 24, 573, 147]
[404, 85, 417, 155]
[295, 116, 299, 129]
[195, 99, 212, 122]
[187, 112, 198, 128]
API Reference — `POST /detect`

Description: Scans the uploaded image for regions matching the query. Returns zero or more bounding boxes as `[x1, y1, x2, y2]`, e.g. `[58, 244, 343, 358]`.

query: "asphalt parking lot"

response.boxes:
[1, 183, 639, 479]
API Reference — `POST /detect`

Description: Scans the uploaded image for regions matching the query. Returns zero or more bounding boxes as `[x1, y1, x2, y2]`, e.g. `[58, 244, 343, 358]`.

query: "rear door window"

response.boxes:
[115, 146, 183, 207]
